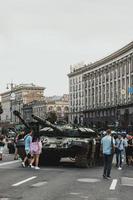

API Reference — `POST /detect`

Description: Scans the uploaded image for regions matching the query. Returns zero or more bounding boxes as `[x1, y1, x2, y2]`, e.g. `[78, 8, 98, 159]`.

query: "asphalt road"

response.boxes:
[0, 152, 133, 200]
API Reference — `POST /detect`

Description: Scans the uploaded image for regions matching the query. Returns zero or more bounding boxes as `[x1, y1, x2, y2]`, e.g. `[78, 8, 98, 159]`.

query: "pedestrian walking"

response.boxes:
[115, 133, 128, 170]
[0, 135, 5, 160]
[126, 136, 133, 166]
[14, 130, 25, 160]
[29, 132, 42, 170]
[21, 129, 33, 167]
[101, 129, 115, 179]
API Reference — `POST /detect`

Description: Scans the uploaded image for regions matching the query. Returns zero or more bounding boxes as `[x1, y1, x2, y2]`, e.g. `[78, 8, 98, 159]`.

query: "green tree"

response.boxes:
[47, 111, 57, 124]
[0, 104, 3, 114]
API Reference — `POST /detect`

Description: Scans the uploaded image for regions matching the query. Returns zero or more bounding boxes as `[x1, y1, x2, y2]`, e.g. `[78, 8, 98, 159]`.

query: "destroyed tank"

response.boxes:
[32, 115, 102, 167]
[13, 110, 102, 167]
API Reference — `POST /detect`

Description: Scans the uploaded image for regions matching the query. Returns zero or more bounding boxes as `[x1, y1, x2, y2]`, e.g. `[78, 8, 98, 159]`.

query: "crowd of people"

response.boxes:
[0, 128, 42, 170]
[17, 129, 42, 170]
[21, 129, 42, 169]
[101, 129, 133, 180]
[0, 127, 133, 173]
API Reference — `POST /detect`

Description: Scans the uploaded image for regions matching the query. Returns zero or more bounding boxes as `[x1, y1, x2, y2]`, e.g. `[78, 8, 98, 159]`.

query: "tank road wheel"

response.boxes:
[48, 156, 61, 165]
[40, 154, 61, 166]
[75, 153, 89, 168]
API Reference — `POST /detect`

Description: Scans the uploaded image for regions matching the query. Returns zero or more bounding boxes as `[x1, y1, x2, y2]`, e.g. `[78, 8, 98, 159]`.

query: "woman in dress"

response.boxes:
[30, 132, 42, 169]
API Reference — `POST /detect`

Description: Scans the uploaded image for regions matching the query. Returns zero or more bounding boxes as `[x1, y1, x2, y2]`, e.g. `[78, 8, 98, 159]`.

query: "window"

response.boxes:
[114, 70, 116, 79]
[130, 57, 133, 72]
[118, 66, 120, 77]
[126, 61, 129, 74]
[122, 64, 125, 76]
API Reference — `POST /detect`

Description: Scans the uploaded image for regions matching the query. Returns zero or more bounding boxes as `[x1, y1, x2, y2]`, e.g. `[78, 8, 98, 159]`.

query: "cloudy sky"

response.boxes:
[0, 0, 133, 96]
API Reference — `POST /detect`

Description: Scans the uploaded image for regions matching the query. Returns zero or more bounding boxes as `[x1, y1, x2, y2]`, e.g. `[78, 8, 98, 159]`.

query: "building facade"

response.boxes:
[46, 94, 69, 122]
[68, 42, 133, 129]
[0, 83, 45, 123]
[23, 100, 46, 122]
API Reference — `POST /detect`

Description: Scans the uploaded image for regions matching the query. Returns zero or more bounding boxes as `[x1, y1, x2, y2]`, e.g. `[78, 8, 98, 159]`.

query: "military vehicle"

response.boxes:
[13, 110, 102, 167]
[32, 115, 102, 167]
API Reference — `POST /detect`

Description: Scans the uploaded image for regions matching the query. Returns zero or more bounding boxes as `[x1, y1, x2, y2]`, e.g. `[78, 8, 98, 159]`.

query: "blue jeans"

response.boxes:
[116, 149, 123, 167]
[103, 154, 113, 177]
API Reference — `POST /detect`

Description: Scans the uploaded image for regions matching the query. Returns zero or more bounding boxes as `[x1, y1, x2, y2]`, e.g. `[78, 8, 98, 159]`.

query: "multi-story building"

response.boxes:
[23, 100, 46, 122]
[68, 63, 84, 125]
[0, 83, 45, 123]
[46, 94, 69, 122]
[22, 94, 69, 123]
[68, 42, 133, 129]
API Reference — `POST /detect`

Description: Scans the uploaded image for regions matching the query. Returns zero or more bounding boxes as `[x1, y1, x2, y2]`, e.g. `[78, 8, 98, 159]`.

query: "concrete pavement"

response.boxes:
[0, 152, 133, 200]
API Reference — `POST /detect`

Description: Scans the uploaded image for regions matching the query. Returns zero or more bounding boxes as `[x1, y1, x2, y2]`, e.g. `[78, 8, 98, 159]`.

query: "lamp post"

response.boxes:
[6, 83, 16, 124]
[10, 92, 16, 124]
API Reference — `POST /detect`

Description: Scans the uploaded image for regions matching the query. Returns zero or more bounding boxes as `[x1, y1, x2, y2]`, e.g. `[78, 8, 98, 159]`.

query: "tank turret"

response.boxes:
[31, 114, 63, 133]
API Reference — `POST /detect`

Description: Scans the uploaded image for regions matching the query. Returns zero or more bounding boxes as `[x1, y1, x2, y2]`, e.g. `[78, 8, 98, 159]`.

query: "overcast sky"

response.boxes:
[0, 0, 133, 96]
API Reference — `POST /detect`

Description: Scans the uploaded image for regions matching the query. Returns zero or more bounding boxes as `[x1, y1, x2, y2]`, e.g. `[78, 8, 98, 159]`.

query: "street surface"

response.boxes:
[0, 146, 133, 200]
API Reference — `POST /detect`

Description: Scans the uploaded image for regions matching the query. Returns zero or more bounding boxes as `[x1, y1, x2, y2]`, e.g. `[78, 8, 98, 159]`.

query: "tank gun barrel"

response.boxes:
[13, 110, 30, 129]
[32, 114, 63, 133]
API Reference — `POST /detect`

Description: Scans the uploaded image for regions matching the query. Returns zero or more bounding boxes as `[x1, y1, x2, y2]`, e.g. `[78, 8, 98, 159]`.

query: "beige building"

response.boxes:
[0, 83, 45, 123]
[68, 42, 133, 129]
[46, 94, 69, 122]
[23, 100, 46, 122]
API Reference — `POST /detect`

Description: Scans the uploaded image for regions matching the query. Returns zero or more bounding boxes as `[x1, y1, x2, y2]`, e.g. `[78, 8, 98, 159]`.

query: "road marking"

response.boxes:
[77, 178, 100, 183]
[69, 193, 81, 195]
[31, 181, 48, 187]
[0, 160, 20, 166]
[110, 179, 117, 190]
[121, 177, 133, 186]
[80, 196, 88, 199]
[12, 176, 37, 187]
[0, 198, 10, 200]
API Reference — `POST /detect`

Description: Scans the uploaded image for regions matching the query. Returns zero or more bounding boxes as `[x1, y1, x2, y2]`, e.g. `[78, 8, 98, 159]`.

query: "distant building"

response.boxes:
[0, 83, 45, 123]
[68, 42, 133, 129]
[46, 94, 69, 122]
[23, 100, 46, 122]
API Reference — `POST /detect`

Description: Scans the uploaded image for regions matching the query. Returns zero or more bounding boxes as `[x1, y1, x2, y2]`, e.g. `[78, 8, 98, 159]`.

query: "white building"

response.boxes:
[68, 42, 133, 129]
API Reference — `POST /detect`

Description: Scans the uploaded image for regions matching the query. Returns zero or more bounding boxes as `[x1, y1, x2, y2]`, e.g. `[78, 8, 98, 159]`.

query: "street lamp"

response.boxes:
[10, 92, 16, 124]
[6, 83, 16, 124]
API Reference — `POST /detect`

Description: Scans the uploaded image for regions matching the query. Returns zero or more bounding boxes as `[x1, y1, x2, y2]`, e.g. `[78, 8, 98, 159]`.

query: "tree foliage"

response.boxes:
[0, 104, 3, 114]
[47, 111, 57, 124]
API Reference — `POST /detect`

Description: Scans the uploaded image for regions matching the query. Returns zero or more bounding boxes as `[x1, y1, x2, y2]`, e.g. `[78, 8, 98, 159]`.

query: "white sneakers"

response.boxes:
[22, 162, 25, 167]
[35, 166, 40, 170]
[22, 162, 40, 170]
[29, 164, 40, 169]
[29, 164, 34, 168]
[118, 167, 122, 170]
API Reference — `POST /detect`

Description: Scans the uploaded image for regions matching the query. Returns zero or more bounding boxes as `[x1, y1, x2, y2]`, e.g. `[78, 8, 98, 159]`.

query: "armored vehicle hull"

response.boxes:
[13, 111, 103, 167]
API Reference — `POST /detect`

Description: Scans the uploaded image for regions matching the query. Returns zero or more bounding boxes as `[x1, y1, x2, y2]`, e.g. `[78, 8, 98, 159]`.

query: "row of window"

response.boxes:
[70, 76, 82, 85]
[84, 73, 133, 87]
[83, 57, 133, 80]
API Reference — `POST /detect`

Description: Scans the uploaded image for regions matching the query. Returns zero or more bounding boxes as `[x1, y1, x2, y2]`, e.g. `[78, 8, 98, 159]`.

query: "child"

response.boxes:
[30, 132, 42, 169]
